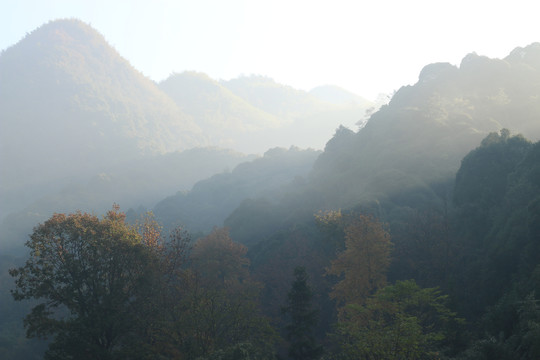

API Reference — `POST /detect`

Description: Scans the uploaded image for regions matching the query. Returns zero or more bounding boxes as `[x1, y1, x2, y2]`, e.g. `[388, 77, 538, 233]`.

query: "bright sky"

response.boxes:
[2, 0, 539, 100]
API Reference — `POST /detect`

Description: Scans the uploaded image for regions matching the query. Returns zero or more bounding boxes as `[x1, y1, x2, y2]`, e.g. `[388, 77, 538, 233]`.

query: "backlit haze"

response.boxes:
[2, 0, 538, 100]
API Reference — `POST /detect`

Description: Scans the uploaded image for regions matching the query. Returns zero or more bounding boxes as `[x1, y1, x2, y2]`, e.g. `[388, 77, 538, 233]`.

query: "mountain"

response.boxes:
[221, 43, 540, 245]
[222, 75, 335, 117]
[3, 28, 540, 357]
[159, 72, 283, 151]
[152, 146, 320, 234]
[309, 43, 540, 210]
[160, 73, 374, 152]
[220, 75, 373, 150]
[0, 19, 374, 253]
[0, 19, 205, 218]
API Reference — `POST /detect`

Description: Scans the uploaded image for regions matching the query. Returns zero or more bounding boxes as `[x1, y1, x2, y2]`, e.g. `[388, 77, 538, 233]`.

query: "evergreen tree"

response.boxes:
[282, 266, 323, 360]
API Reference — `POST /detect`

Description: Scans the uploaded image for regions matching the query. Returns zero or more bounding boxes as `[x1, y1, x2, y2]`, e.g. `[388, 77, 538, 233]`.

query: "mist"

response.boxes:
[2, 14, 540, 360]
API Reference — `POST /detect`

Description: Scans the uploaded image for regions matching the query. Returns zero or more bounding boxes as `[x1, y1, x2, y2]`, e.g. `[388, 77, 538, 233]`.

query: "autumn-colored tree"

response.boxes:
[135, 210, 163, 248]
[179, 227, 277, 358]
[129, 223, 193, 359]
[9, 207, 162, 359]
[326, 214, 392, 306]
[191, 227, 250, 289]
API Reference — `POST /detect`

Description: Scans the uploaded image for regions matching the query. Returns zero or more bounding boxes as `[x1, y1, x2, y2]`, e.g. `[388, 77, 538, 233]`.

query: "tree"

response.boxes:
[178, 227, 277, 359]
[282, 266, 323, 360]
[334, 280, 460, 360]
[191, 227, 250, 288]
[326, 214, 392, 306]
[9, 207, 168, 359]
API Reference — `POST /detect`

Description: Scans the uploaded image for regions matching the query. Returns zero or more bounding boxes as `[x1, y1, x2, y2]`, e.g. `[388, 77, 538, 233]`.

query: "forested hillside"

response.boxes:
[151, 147, 320, 234]
[222, 43, 540, 248]
[3, 18, 540, 360]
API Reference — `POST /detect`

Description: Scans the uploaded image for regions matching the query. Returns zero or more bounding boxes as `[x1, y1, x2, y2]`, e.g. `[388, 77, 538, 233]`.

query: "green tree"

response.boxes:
[282, 266, 323, 360]
[334, 280, 460, 360]
[8, 207, 168, 359]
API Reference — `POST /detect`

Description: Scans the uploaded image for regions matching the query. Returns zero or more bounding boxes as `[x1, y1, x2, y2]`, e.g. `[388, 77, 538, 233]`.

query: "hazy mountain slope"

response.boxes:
[310, 43, 540, 210]
[152, 147, 320, 234]
[222, 75, 334, 117]
[0, 19, 204, 217]
[0, 18, 371, 253]
[159, 72, 283, 151]
[222, 44, 540, 246]
[220, 75, 373, 150]
[160, 73, 373, 152]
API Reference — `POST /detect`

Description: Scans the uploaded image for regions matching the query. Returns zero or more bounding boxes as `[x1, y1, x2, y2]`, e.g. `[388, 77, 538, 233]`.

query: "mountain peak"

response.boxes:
[505, 42, 540, 69]
[30, 18, 105, 44]
[418, 62, 458, 84]
[6, 18, 116, 62]
[1, 19, 203, 194]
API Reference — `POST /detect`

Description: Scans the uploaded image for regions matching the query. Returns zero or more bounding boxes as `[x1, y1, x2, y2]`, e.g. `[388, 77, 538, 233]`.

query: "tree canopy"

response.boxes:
[9, 207, 169, 359]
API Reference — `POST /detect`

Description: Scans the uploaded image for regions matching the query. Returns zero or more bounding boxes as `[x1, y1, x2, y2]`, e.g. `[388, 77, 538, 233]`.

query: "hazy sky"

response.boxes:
[2, 0, 539, 100]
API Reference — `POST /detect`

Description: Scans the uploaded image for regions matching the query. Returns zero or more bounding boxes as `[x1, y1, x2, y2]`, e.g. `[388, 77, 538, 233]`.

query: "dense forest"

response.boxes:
[2, 19, 540, 359]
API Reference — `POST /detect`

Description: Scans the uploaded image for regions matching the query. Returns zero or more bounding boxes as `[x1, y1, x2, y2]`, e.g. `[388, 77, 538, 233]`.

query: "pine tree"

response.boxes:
[282, 266, 323, 360]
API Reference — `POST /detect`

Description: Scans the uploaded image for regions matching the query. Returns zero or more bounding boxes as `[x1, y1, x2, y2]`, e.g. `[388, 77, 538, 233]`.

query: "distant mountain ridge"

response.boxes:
[0, 18, 371, 251]
[159, 72, 283, 150]
[161, 73, 374, 152]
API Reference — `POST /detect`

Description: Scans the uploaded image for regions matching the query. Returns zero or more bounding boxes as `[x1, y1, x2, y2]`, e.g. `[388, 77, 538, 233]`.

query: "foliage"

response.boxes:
[0, 255, 48, 359]
[247, 223, 336, 348]
[388, 207, 452, 289]
[282, 266, 323, 360]
[454, 129, 531, 209]
[326, 214, 392, 306]
[451, 131, 539, 318]
[9, 207, 159, 358]
[191, 227, 251, 287]
[177, 227, 278, 359]
[8, 206, 192, 359]
[154, 146, 320, 236]
[195, 342, 276, 360]
[458, 291, 540, 360]
[333, 280, 460, 360]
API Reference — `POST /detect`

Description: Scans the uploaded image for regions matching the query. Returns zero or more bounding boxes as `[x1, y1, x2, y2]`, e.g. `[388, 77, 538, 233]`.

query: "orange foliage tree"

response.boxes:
[325, 213, 392, 306]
